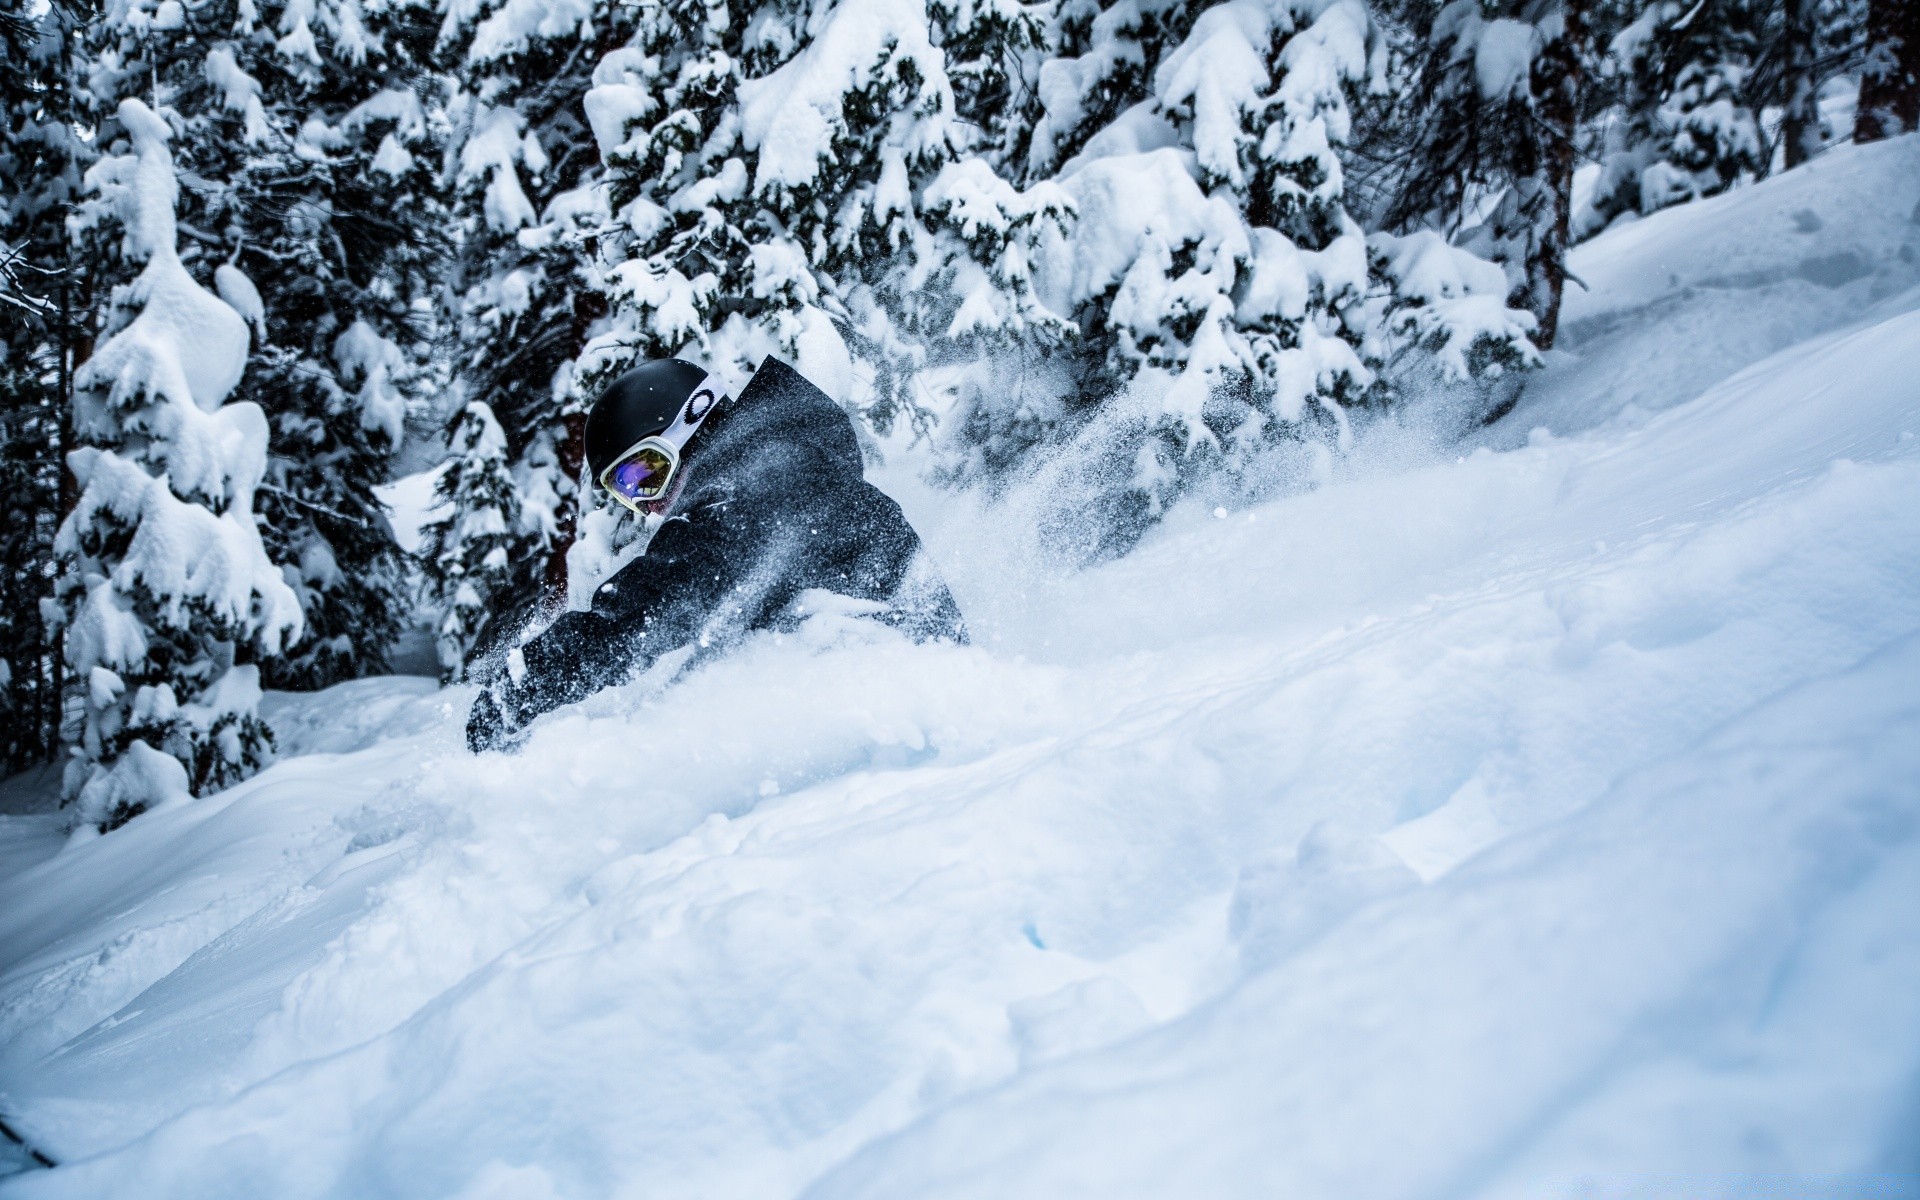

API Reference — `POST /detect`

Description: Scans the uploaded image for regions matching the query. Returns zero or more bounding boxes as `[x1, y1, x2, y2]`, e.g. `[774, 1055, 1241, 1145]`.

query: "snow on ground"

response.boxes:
[1500, 131, 1920, 440]
[2, 136, 1918, 1198]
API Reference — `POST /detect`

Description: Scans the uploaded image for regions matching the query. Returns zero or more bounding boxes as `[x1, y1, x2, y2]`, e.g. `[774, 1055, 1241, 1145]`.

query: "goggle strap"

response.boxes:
[658, 372, 727, 447]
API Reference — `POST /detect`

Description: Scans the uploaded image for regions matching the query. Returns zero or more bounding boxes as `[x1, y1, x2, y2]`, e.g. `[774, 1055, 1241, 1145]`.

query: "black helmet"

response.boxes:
[584, 358, 718, 484]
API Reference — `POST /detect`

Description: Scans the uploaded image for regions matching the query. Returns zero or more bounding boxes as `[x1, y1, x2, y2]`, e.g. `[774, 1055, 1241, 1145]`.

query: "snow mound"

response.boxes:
[3, 138, 1919, 1198]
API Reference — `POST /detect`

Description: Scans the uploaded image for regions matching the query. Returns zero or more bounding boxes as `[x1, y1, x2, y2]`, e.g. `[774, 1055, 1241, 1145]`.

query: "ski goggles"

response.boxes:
[598, 376, 728, 514]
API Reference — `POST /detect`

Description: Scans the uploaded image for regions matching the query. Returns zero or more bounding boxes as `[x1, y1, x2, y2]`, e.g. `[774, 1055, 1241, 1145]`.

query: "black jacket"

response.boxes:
[467, 358, 965, 752]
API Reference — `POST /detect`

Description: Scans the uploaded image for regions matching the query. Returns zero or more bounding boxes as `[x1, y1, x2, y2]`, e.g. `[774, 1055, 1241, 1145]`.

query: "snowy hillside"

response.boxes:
[3, 134, 1919, 1197]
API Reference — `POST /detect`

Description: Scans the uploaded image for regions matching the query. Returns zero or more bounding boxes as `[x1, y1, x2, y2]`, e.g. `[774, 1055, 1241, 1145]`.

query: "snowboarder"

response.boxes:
[465, 356, 966, 753]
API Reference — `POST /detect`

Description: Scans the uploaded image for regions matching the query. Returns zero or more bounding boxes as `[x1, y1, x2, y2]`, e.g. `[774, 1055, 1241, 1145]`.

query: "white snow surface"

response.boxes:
[4, 138, 1920, 1197]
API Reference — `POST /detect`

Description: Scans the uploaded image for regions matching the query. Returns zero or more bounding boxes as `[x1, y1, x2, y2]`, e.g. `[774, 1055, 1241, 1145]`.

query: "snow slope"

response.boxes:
[2, 136, 1918, 1198]
[1504, 130, 1920, 439]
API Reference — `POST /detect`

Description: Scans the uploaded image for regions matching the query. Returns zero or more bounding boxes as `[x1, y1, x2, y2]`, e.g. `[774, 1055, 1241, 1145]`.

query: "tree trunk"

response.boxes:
[1781, 0, 1825, 168]
[1854, 0, 1920, 143]
[1522, 0, 1592, 350]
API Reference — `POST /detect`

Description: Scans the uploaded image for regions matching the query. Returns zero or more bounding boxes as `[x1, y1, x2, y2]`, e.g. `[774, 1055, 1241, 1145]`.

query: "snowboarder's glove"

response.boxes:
[466, 687, 511, 754]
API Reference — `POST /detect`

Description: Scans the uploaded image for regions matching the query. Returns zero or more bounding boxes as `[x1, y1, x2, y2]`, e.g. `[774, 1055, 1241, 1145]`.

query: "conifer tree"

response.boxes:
[583, 0, 1069, 428]
[1, 0, 90, 772]
[82, 0, 444, 692]
[949, 0, 1537, 543]
[1021, 0, 1202, 178]
[1384, 0, 1597, 349]
[1583, 0, 1764, 231]
[934, 0, 1052, 172]
[57, 99, 301, 827]
[420, 399, 527, 680]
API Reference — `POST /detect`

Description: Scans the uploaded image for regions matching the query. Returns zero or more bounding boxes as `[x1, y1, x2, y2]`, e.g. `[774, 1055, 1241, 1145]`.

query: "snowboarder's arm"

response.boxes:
[465, 498, 750, 751]
[464, 606, 631, 753]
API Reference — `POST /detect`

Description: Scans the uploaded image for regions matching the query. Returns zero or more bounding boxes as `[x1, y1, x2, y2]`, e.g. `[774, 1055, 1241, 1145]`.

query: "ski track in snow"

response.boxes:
[2, 136, 1918, 1198]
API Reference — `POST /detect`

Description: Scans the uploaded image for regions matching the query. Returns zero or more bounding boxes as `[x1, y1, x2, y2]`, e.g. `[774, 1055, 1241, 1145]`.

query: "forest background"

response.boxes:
[2, 0, 1915, 827]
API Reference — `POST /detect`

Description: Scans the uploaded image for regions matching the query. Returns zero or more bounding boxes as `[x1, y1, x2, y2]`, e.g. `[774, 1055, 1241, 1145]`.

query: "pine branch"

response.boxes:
[260, 484, 383, 525]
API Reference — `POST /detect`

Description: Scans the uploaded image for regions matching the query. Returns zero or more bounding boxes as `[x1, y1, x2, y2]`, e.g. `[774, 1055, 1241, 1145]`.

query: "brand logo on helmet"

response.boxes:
[685, 388, 717, 423]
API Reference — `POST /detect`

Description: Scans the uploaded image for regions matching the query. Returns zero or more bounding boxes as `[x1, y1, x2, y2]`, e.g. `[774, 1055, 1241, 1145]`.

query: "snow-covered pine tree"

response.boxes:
[1382, 0, 1596, 349]
[1854, 0, 1919, 142]
[82, 0, 443, 692]
[577, 0, 788, 394]
[817, 0, 1077, 432]
[582, 0, 1068, 426]
[429, 0, 629, 670]
[1581, 0, 1763, 233]
[419, 399, 526, 680]
[949, 0, 1536, 543]
[919, 0, 1194, 481]
[1, 0, 88, 772]
[57, 99, 302, 828]
[227, 6, 444, 692]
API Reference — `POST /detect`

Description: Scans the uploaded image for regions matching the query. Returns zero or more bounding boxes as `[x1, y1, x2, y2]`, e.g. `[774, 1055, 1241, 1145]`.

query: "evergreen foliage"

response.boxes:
[428, 0, 629, 671]
[1, 0, 91, 772]
[4, 0, 1868, 823]
[945, 0, 1537, 548]
[81, 0, 443, 693]
[56, 98, 301, 826]
[1382, 0, 1596, 349]
[1583, 0, 1765, 233]
[420, 400, 526, 680]
[1023, 0, 1202, 178]
[581, 0, 1069, 423]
